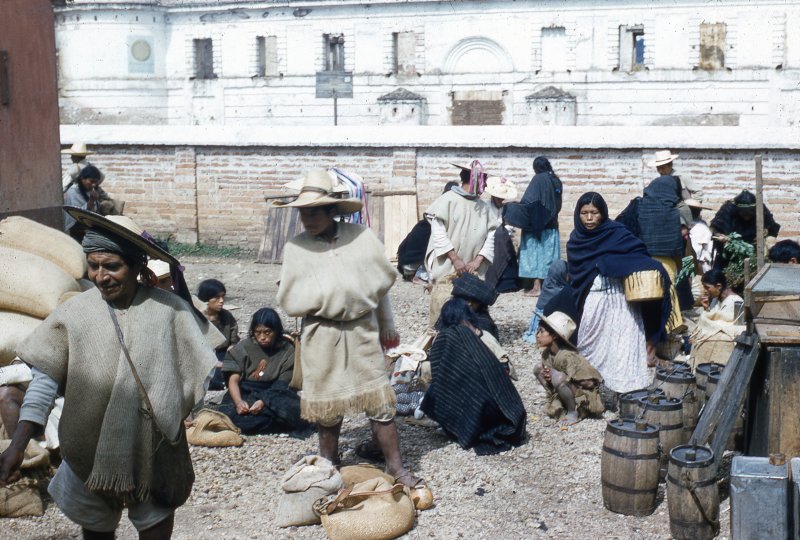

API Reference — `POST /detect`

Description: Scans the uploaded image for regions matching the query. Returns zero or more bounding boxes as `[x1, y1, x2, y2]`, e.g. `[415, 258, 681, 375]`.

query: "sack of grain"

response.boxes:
[0, 311, 42, 366]
[0, 216, 87, 279]
[0, 246, 80, 319]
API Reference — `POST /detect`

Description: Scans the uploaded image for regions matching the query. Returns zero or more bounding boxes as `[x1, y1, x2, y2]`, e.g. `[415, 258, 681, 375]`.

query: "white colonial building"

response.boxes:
[55, 0, 800, 127]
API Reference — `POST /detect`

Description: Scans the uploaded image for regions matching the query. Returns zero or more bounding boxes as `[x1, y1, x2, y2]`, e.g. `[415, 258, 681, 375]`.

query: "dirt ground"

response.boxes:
[5, 255, 733, 539]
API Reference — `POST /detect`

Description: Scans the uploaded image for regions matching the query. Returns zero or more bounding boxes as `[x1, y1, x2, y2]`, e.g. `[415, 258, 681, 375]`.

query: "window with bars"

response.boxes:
[193, 38, 215, 79]
[323, 33, 345, 71]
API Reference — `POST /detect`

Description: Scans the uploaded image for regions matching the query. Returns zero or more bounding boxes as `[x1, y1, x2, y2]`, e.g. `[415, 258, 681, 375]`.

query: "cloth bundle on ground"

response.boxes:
[421, 325, 526, 455]
[387, 347, 427, 415]
[314, 477, 415, 540]
[339, 464, 395, 488]
[276, 455, 343, 528]
[0, 216, 87, 279]
[0, 439, 51, 517]
[0, 245, 80, 319]
[186, 409, 244, 447]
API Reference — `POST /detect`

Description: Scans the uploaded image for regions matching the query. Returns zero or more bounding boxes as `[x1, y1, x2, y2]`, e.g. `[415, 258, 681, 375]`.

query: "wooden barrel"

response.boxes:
[667, 445, 719, 540]
[601, 418, 660, 516]
[619, 388, 663, 420]
[640, 395, 684, 480]
[655, 368, 697, 401]
[694, 362, 724, 395]
[704, 369, 722, 402]
[681, 391, 702, 443]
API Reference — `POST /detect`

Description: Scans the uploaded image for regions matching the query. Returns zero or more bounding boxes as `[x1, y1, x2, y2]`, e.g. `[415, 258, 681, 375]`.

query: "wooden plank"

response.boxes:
[256, 206, 304, 263]
[690, 332, 760, 471]
[767, 347, 800, 456]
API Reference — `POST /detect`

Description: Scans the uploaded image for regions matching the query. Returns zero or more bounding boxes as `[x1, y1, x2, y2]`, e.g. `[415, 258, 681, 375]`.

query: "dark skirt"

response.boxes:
[218, 379, 307, 435]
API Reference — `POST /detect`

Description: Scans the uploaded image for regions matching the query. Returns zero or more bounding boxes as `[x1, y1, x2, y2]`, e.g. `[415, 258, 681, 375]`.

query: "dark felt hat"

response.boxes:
[451, 273, 498, 307]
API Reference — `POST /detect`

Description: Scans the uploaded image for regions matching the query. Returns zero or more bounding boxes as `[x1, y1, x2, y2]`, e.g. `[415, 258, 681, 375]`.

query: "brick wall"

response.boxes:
[64, 142, 800, 251]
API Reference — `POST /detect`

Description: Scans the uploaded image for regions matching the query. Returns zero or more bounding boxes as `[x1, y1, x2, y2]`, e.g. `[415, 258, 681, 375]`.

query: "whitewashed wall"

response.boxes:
[55, 0, 800, 127]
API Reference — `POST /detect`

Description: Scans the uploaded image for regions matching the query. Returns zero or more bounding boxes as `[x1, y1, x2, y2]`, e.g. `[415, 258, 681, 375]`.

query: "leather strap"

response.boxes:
[323, 483, 407, 514]
[106, 302, 165, 435]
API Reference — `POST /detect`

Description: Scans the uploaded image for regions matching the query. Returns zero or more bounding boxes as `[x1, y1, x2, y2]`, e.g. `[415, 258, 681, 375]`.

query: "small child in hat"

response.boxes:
[533, 312, 604, 427]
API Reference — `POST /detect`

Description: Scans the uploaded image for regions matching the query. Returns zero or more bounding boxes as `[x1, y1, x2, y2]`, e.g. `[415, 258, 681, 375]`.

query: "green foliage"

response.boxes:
[722, 232, 755, 288]
[163, 240, 248, 259]
[675, 256, 696, 284]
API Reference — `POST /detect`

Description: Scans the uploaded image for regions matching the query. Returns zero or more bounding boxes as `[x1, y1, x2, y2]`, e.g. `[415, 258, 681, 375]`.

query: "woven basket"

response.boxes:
[623, 270, 664, 302]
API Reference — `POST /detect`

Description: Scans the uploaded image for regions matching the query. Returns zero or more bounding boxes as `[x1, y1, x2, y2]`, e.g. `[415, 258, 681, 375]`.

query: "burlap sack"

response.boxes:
[0, 216, 87, 279]
[340, 464, 395, 488]
[186, 409, 244, 447]
[276, 455, 343, 528]
[0, 440, 50, 471]
[316, 477, 415, 540]
[0, 478, 43, 518]
[0, 246, 81, 319]
[0, 311, 42, 366]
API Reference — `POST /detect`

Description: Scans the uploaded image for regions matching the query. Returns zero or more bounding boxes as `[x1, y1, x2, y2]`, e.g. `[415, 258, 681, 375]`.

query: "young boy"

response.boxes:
[533, 311, 604, 427]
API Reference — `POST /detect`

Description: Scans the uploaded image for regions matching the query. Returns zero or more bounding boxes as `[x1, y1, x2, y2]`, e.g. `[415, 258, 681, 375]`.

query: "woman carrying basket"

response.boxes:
[564, 192, 672, 405]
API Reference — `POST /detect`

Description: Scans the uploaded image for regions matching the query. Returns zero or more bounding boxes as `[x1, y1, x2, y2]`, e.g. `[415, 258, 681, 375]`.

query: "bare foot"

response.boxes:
[392, 469, 426, 489]
[524, 288, 541, 297]
[555, 411, 581, 429]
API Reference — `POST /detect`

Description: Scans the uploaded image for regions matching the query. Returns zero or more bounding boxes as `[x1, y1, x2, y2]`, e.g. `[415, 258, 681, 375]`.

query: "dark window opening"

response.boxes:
[193, 38, 215, 79]
[323, 33, 345, 71]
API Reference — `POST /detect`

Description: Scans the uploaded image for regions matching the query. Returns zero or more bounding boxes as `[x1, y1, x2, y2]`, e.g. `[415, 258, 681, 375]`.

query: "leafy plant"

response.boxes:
[675, 256, 696, 285]
[722, 232, 754, 288]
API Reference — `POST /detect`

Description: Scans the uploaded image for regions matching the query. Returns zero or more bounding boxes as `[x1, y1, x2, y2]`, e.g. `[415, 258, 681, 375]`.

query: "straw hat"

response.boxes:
[271, 169, 363, 215]
[64, 206, 179, 266]
[647, 150, 679, 168]
[484, 177, 518, 200]
[685, 198, 712, 210]
[539, 311, 577, 348]
[147, 259, 172, 279]
[61, 142, 94, 156]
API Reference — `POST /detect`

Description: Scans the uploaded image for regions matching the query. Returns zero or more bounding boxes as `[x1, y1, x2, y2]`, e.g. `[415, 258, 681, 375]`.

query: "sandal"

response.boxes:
[354, 439, 384, 462]
[394, 471, 434, 511]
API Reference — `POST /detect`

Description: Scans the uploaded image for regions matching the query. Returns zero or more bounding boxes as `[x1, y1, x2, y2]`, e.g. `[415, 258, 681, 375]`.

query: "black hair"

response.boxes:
[701, 268, 728, 289]
[249, 307, 284, 339]
[538, 320, 567, 347]
[533, 156, 553, 174]
[733, 190, 756, 206]
[197, 278, 226, 302]
[443, 181, 458, 193]
[769, 239, 800, 263]
[79, 164, 102, 181]
[459, 169, 471, 184]
[435, 297, 479, 331]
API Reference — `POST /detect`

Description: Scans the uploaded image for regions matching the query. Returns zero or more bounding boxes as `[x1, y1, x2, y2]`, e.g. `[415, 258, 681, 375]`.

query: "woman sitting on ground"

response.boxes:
[421, 298, 526, 455]
[534, 312, 603, 428]
[218, 308, 305, 435]
[567, 192, 672, 406]
[690, 269, 745, 367]
[198, 278, 239, 390]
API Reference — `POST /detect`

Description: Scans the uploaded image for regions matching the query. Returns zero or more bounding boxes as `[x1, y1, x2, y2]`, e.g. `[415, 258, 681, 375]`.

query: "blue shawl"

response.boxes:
[637, 176, 683, 257]
[566, 192, 671, 343]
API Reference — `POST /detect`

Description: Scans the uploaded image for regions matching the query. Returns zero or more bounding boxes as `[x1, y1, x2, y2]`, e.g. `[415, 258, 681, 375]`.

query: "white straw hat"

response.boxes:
[539, 311, 577, 348]
[61, 142, 94, 156]
[647, 150, 679, 168]
[270, 169, 363, 214]
[485, 177, 518, 200]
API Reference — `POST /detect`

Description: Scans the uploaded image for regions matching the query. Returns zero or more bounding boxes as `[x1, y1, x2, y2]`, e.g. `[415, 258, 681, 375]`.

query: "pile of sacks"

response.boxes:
[0, 216, 86, 517]
[0, 216, 87, 364]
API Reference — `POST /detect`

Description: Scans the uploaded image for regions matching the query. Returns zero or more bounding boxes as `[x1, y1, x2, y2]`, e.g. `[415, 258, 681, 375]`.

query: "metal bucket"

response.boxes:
[601, 419, 660, 516]
[667, 444, 719, 540]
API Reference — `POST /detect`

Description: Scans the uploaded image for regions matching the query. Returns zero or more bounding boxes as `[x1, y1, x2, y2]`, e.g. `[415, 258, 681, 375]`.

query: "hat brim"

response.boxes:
[61, 149, 94, 156]
[485, 188, 518, 200]
[686, 202, 712, 210]
[64, 206, 179, 266]
[647, 154, 679, 168]
[270, 192, 363, 214]
[538, 313, 577, 349]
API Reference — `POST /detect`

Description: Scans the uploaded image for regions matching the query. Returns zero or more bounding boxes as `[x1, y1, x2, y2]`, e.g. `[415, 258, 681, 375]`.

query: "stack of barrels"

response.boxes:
[0, 216, 87, 367]
[601, 360, 730, 539]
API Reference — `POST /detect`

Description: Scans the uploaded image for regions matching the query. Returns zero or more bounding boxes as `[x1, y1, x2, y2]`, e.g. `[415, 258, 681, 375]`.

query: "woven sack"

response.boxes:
[276, 455, 343, 528]
[314, 477, 415, 540]
[340, 464, 395, 488]
[0, 216, 87, 279]
[0, 246, 80, 318]
[0, 478, 43, 518]
[186, 409, 244, 447]
[0, 311, 42, 366]
[0, 440, 50, 471]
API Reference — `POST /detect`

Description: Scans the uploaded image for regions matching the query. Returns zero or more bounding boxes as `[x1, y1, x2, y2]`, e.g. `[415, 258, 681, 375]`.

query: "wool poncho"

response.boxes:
[17, 286, 223, 502]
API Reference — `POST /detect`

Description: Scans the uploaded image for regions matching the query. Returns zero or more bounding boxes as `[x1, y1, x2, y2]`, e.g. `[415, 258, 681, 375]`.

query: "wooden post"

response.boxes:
[333, 89, 338, 126]
[755, 154, 765, 269]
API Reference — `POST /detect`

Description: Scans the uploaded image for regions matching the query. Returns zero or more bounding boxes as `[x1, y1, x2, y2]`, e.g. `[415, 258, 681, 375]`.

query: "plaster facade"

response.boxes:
[55, 0, 800, 127]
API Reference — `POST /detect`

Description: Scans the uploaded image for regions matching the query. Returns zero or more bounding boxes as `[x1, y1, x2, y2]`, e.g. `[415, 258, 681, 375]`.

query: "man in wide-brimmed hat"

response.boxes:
[424, 160, 497, 326]
[0, 207, 223, 538]
[273, 169, 428, 493]
[647, 149, 704, 225]
[61, 142, 105, 191]
[483, 176, 521, 293]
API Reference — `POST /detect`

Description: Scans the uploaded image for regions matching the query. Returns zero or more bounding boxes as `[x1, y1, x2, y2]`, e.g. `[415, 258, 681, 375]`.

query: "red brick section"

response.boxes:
[62, 147, 800, 250]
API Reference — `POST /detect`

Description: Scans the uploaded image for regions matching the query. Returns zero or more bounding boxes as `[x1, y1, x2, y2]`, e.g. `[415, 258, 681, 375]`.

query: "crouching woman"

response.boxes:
[219, 308, 306, 434]
[534, 311, 604, 428]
